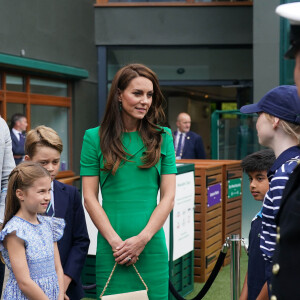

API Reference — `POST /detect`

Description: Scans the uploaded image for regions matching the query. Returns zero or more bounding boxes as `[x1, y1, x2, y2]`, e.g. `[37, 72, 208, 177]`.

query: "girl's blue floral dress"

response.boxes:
[0, 215, 65, 299]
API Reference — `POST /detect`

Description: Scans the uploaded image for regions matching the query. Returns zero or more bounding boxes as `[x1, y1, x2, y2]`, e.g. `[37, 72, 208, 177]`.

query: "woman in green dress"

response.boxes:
[80, 64, 177, 299]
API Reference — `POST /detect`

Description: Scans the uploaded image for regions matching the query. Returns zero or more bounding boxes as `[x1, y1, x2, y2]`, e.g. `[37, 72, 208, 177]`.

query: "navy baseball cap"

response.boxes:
[240, 85, 300, 125]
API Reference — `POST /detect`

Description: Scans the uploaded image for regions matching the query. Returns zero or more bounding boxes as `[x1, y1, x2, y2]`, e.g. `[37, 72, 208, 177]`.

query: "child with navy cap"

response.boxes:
[240, 85, 300, 296]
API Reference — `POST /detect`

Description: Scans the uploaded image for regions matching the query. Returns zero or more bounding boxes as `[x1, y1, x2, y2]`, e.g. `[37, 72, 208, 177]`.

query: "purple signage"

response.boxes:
[207, 183, 222, 207]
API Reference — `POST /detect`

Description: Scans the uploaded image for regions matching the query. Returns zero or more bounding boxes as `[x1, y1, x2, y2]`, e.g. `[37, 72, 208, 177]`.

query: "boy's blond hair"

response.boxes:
[25, 125, 63, 157]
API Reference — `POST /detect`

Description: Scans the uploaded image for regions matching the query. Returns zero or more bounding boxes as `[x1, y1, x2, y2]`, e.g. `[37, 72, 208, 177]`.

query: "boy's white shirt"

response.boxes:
[50, 181, 55, 212]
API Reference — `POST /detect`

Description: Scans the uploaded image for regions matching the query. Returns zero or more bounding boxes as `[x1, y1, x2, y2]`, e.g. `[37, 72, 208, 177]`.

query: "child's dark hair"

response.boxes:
[241, 149, 276, 174]
[2, 162, 50, 229]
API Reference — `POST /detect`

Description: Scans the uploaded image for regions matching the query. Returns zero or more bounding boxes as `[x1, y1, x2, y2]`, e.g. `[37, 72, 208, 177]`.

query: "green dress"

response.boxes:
[80, 126, 177, 300]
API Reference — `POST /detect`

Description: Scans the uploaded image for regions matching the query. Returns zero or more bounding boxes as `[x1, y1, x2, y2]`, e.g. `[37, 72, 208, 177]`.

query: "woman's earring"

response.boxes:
[119, 101, 122, 112]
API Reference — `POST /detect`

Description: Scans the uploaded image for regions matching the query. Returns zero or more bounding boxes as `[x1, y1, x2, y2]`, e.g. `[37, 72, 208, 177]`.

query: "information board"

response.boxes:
[172, 171, 195, 261]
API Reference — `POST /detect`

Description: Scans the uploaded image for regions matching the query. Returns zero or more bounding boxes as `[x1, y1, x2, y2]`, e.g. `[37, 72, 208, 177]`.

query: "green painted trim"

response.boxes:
[176, 163, 195, 175]
[0, 53, 89, 79]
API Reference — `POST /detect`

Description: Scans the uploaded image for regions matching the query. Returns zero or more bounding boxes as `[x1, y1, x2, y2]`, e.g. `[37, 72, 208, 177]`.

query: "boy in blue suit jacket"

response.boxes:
[24, 125, 90, 300]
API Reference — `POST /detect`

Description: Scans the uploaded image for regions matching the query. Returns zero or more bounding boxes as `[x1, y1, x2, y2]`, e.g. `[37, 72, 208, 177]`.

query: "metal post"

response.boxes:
[230, 234, 241, 300]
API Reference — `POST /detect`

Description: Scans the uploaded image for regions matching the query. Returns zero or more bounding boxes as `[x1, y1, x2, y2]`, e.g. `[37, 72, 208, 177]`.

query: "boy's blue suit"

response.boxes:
[173, 130, 206, 159]
[48, 180, 90, 300]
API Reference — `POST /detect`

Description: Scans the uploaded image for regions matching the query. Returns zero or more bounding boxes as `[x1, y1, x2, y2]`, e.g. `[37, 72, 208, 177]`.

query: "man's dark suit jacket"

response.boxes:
[173, 130, 206, 159]
[10, 130, 25, 165]
[271, 163, 300, 300]
[47, 180, 90, 300]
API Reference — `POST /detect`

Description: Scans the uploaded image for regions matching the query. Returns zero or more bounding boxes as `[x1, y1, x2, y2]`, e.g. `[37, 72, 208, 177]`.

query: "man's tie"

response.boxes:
[176, 133, 183, 157]
[46, 202, 54, 217]
[19, 133, 25, 147]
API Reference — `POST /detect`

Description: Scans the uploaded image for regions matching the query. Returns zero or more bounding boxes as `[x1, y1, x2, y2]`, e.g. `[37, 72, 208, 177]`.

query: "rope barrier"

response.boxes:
[169, 241, 229, 300]
[83, 283, 96, 290]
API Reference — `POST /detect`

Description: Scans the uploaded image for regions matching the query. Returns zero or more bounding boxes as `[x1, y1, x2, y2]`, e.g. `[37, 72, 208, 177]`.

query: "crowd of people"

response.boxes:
[0, 2, 299, 300]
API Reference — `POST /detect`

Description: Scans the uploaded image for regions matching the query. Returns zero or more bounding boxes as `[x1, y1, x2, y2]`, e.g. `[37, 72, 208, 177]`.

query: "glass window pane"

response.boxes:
[31, 105, 69, 170]
[218, 115, 262, 160]
[30, 78, 68, 97]
[6, 75, 25, 92]
[107, 47, 252, 81]
[6, 103, 26, 129]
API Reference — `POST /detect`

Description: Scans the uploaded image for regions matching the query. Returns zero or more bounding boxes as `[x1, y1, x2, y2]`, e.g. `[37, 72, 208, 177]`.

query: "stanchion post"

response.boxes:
[230, 234, 241, 300]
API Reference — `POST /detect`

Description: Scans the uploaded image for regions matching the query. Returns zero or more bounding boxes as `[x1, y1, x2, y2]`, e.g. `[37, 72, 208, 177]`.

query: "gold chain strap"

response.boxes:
[132, 264, 148, 292]
[100, 262, 148, 298]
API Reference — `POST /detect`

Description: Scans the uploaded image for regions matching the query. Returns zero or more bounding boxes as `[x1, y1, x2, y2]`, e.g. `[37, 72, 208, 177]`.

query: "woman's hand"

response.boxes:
[113, 234, 148, 266]
[110, 236, 124, 252]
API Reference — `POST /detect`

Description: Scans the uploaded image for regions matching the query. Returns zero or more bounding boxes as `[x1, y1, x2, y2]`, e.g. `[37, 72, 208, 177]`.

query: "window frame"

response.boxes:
[0, 71, 73, 172]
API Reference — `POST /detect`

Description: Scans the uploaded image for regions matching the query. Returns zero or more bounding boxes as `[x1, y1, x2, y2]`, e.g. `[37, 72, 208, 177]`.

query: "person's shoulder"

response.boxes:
[39, 215, 65, 235]
[82, 126, 101, 150]
[277, 157, 300, 176]
[4, 216, 21, 228]
[159, 126, 172, 136]
[54, 179, 78, 194]
[0, 118, 10, 132]
[0, 117, 6, 126]
[188, 131, 201, 138]
[85, 126, 100, 137]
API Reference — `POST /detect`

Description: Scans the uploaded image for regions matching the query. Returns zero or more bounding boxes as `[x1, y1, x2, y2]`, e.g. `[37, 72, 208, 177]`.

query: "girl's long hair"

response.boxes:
[100, 63, 166, 175]
[2, 162, 50, 230]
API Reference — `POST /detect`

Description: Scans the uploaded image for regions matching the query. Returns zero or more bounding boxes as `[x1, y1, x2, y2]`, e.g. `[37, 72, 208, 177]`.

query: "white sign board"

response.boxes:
[172, 171, 195, 261]
[82, 187, 102, 255]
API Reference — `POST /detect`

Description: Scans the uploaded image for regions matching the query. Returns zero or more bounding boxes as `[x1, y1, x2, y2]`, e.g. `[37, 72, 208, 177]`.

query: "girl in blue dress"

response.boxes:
[0, 162, 66, 300]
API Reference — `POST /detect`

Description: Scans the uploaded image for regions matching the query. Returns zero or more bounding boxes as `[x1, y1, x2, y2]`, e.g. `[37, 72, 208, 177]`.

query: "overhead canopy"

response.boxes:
[0, 53, 89, 80]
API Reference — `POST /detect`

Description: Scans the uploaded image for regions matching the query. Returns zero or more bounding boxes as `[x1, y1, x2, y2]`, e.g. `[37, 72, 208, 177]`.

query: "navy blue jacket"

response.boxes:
[272, 164, 300, 300]
[48, 180, 90, 300]
[173, 130, 206, 159]
[10, 130, 25, 165]
[248, 213, 266, 300]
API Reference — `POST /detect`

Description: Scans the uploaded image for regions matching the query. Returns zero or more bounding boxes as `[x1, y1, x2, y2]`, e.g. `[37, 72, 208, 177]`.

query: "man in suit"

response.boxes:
[173, 112, 206, 159]
[271, 3, 300, 300]
[0, 117, 15, 296]
[10, 113, 27, 165]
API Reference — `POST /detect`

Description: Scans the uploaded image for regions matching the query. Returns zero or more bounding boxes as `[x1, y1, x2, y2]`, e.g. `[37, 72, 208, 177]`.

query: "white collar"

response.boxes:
[12, 128, 22, 136]
[177, 129, 187, 135]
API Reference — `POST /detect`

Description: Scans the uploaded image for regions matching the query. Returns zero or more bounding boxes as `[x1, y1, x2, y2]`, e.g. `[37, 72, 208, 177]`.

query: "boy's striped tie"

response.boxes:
[46, 202, 54, 217]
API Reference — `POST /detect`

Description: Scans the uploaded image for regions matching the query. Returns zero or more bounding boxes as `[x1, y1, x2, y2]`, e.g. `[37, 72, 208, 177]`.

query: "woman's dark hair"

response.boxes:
[2, 162, 50, 229]
[100, 63, 166, 175]
[241, 149, 276, 174]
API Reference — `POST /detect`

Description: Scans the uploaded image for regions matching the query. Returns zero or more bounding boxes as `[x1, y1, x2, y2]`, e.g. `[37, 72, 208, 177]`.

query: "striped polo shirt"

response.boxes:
[260, 146, 300, 262]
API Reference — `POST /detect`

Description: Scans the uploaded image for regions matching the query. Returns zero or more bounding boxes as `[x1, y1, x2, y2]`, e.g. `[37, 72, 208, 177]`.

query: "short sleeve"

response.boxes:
[0, 219, 29, 250]
[80, 127, 101, 176]
[43, 217, 66, 242]
[161, 127, 177, 175]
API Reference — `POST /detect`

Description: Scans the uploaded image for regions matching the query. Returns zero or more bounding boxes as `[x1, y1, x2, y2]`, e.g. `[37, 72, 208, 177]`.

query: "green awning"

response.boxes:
[0, 53, 89, 80]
